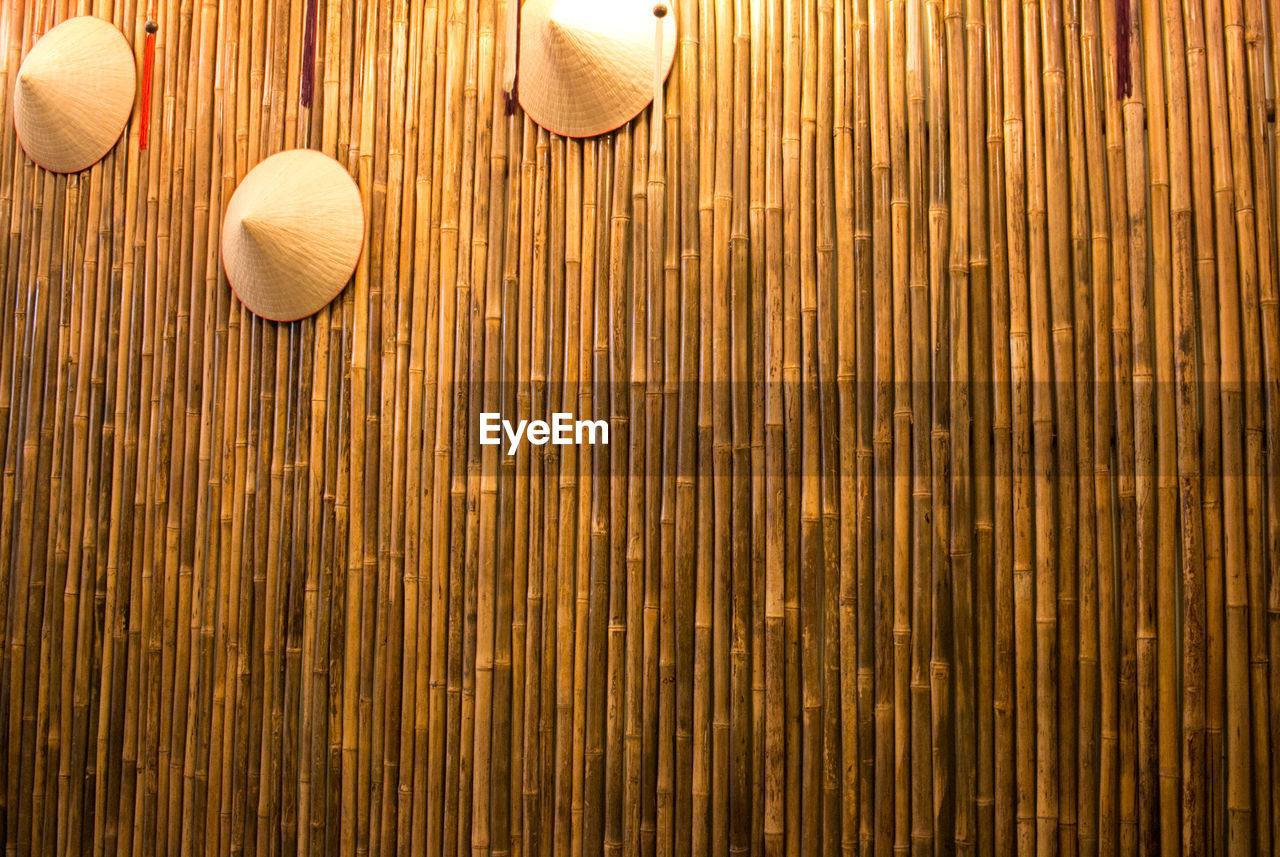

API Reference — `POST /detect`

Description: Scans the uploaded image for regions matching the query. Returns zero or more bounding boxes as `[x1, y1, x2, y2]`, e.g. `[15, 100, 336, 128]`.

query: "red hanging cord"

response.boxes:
[139, 9, 157, 151]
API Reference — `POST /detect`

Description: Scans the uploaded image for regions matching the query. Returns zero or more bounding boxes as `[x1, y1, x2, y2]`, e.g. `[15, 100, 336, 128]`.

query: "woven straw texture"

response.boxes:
[13, 16, 134, 173]
[221, 148, 364, 322]
[518, 0, 676, 138]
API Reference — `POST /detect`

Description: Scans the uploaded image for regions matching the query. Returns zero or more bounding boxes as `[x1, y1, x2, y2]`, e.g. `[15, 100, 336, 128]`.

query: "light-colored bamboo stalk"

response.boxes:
[983, 2, 1015, 855]
[965, 0, 994, 852]
[998, 0, 1036, 853]
[1061, 0, 1095, 851]
[869, 0, 895, 853]
[831, 0, 860, 851]
[887, 0, 911, 853]
[1158, 2, 1210, 854]
[1217, 2, 1273, 854]
[1138, 0, 1181, 851]
[1237, 0, 1280, 852]
[945, 0, 975, 852]
[1077, 2, 1115, 854]
[850, 0, 876, 852]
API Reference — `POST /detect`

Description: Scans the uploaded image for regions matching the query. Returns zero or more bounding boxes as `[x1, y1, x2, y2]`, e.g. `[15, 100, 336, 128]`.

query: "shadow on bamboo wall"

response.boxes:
[0, 0, 1279, 855]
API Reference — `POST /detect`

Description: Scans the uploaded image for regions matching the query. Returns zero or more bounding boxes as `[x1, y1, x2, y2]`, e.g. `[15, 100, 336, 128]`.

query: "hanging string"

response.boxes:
[1116, 0, 1131, 98]
[139, 7, 157, 150]
[301, 0, 318, 107]
[502, 0, 520, 114]
[652, 3, 666, 158]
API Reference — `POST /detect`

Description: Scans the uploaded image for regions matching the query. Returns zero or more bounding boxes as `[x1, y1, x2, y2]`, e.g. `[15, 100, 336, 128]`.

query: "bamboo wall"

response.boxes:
[1, 0, 1279, 855]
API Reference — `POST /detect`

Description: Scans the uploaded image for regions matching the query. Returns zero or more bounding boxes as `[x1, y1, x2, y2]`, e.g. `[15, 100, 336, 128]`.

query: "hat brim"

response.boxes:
[14, 17, 136, 174]
[518, 0, 678, 138]
[221, 149, 365, 323]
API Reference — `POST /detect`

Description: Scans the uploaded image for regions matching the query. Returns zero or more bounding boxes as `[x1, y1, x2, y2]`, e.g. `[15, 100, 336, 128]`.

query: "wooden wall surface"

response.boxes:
[1, 0, 1280, 855]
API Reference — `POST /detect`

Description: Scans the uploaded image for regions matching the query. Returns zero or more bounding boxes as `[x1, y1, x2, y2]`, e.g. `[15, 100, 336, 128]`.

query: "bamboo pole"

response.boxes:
[1238, 0, 1280, 851]
[797, 0, 822, 848]
[1180, 6, 1224, 857]
[831, 0, 859, 851]
[945, 0, 975, 852]
[672, 0, 698, 846]
[886, 0, 911, 853]
[390, 1, 426, 854]
[1217, 1, 1273, 854]
[998, 0, 1037, 853]
[1061, 0, 1095, 850]
[1109, 3, 1149, 856]
[905, 0, 937, 853]
[965, 0, 994, 851]
[779, 0, 801, 848]
[1078, 1, 1116, 854]
[509, 112, 537, 857]
[1158, 2, 1209, 854]
[473, 3, 511, 856]
[571, 133, 596, 857]
[1136, 0, 1180, 850]
[603, 119, 632, 857]
[643, 23, 669, 850]
[868, 0, 894, 852]
[658, 1, 690, 853]
[1042, 2, 1077, 853]
[926, 1, 954, 852]
[731, 0, 758, 849]
[851, 0, 875, 852]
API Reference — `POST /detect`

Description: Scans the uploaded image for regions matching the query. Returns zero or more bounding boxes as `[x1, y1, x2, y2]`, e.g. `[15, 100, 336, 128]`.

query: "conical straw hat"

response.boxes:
[13, 16, 136, 174]
[518, 0, 677, 138]
[221, 149, 365, 322]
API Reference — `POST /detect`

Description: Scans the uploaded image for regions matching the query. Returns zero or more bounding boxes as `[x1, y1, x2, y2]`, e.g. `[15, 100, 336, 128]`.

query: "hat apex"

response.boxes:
[221, 149, 365, 322]
[518, 0, 677, 138]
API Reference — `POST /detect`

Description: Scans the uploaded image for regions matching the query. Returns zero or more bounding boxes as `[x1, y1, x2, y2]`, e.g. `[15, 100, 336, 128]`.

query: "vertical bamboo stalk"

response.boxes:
[672, 1, 700, 852]
[965, 0, 995, 850]
[983, 0, 1016, 853]
[1077, 1, 1115, 854]
[644, 10, 671, 857]
[1162, 0, 1208, 843]
[945, 0, 975, 851]
[583, 124, 612, 857]
[887, 0, 912, 853]
[851, 0, 876, 852]
[868, 0, 895, 853]
[797, 0, 822, 849]
[1120, 0, 1159, 852]
[779, 0, 801, 848]
[999, 0, 1036, 853]
[1218, 1, 1273, 853]
[926, 1, 955, 852]
[832, 0, 860, 848]
[1139, 0, 1183, 850]
[472, 2, 511, 855]
[730, 0, 758, 851]
[1237, 0, 1280, 851]
[1061, 0, 1097, 849]
[907, 0, 937, 853]
[1185, 5, 1228, 857]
